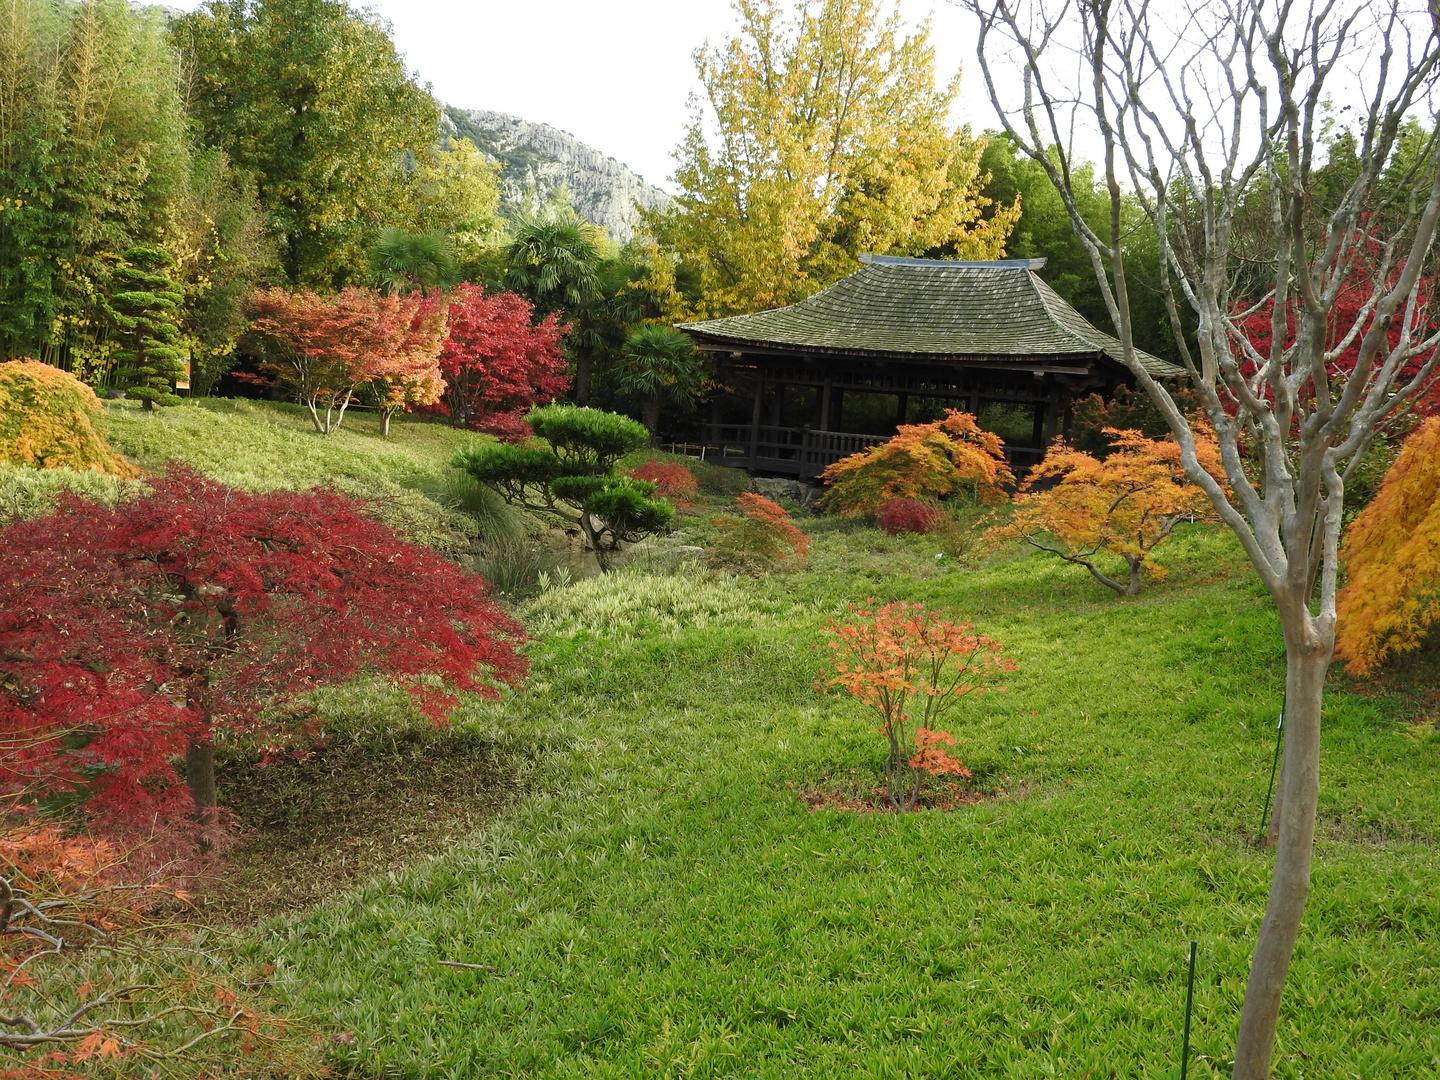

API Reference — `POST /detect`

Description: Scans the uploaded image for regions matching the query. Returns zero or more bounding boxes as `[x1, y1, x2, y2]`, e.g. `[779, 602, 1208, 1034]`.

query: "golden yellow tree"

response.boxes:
[821, 409, 1012, 517]
[1336, 418, 1440, 675]
[986, 428, 1223, 597]
[650, 0, 1018, 317]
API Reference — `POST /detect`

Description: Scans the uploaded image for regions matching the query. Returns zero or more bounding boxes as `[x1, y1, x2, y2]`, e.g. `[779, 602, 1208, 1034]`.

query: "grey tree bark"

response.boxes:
[964, 1, 1440, 1075]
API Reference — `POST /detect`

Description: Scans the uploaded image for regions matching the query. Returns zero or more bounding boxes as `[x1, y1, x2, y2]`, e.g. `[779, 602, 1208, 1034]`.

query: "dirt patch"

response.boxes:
[196, 729, 529, 926]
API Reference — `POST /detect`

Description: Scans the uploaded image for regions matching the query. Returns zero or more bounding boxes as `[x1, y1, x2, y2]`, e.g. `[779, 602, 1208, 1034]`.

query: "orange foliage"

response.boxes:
[0, 361, 137, 478]
[712, 493, 809, 569]
[986, 428, 1224, 597]
[820, 409, 1012, 517]
[821, 601, 1012, 811]
[1336, 418, 1440, 675]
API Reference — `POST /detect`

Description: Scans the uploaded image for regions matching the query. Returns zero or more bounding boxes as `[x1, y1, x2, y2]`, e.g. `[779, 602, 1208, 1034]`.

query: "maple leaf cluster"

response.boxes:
[0, 361, 138, 478]
[0, 467, 527, 831]
[711, 493, 810, 570]
[985, 428, 1226, 597]
[419, 283, 570, 442]
[877, 497, 948, 536]
[821, 601, 1012, 812]
[820, 409, 1013, 518]
[245, 287, 447, 435]
[629, 461, 699, 510]
[1336, 417, 1440, 676]
[1237, 239, 1440, 423]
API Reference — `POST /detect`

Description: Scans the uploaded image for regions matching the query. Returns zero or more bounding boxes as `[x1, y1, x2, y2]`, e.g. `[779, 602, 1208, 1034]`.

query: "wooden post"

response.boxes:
[896, 392, 909, 427]
[819, 379, 833, 432]
[748, 374, 764, 466]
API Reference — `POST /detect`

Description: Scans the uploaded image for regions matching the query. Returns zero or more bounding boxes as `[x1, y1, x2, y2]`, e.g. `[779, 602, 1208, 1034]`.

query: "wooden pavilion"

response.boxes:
[677, 255, 1183, 478]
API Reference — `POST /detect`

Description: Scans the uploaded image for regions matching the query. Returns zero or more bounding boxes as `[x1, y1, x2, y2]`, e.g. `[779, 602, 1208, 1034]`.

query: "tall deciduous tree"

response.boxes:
[244, 287, 446, 435]
[0, 468, 527, 827]
[650, 0, 1019, 317]
[966, 2, 1440, 1073]
[173, 0, 440, 289]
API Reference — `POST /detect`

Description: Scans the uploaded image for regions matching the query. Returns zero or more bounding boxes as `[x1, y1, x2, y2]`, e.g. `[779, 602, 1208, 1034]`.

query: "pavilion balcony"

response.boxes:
[679, 424, 1046, 480]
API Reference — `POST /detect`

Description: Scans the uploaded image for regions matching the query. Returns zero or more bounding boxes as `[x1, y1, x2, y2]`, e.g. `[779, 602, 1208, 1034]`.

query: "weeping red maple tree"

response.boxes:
[0, 467, 527, 833]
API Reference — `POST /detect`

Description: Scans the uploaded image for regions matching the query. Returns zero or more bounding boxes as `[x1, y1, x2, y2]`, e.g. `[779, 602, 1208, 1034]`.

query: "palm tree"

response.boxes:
[368, 228, 459, 296]
[502, 212, 605, 402]
[615, 325, 705, 440]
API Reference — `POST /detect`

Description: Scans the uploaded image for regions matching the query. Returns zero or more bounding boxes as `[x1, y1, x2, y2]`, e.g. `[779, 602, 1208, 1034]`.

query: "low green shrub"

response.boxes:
[0, 465, 139, 523]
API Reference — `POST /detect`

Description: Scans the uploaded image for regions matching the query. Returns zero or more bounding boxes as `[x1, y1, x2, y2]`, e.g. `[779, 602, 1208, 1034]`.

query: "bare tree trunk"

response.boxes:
[378, 407, 392, 438]
[574, 352, 591, 406]
[185, 737, 217, 815]
[643, 399, 661, 444]
[1234, 598, 1330, 1079]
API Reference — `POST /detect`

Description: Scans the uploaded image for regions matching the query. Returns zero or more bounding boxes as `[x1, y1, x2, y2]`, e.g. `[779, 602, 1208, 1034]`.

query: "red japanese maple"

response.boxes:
[419, 284, 569, 441]
[1237, 239, 1440, 421]
[0, 468, 527, 833]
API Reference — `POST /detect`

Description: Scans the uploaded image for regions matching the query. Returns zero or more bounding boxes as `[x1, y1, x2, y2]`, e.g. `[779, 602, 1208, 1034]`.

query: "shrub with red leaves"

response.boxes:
[0, 467, 527, 834]
[629, 461, 699, 509]
[877, 497, 948, 536]
[420, 284, 570, 441]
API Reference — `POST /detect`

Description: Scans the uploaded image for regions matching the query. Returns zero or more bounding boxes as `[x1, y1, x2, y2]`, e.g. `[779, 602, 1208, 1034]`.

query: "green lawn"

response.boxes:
[257, 523, 1438, 1078]
[74, 400, 1440, 1076]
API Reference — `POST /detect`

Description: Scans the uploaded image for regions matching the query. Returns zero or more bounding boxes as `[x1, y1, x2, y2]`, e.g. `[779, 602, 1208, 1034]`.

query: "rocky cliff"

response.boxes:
[444, 106, 672, 246]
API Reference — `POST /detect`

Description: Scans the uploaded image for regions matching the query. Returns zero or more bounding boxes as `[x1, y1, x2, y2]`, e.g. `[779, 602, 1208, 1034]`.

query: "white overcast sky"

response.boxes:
[162, 0, 1002, 193]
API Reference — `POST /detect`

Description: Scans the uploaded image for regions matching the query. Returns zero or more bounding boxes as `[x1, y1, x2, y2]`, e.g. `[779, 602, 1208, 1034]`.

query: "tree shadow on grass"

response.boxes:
[198, 728, 531, 926]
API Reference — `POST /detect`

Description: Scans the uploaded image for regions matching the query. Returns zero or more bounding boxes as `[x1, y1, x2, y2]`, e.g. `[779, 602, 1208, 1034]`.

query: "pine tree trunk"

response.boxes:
[1231, 597, 1330, 1079]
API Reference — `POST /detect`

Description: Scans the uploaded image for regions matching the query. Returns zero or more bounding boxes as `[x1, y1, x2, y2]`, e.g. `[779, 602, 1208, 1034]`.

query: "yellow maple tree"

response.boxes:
[985, 428, 1223, 596]
[1336, 418, 1440, 676]
[820, 409, 1012, 517]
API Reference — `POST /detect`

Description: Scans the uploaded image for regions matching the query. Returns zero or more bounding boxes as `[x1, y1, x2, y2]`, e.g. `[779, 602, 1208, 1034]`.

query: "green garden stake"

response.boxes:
[1181, 939, 1197, 1080]
[1258, 699, 1285, 841]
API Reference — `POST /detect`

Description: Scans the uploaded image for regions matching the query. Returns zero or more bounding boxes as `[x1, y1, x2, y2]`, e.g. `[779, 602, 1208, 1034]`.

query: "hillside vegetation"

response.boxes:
[76, 400, 1440, 1079]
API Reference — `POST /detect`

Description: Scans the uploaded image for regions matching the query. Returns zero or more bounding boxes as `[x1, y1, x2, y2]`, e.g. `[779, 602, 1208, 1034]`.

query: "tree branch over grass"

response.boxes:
[963, 0, 1440, 1074]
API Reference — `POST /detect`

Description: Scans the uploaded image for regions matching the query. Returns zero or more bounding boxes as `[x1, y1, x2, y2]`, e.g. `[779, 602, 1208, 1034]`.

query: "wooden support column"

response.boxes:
[748, 374, 764, 465]
[819, 379, 833, 431]
[1030, 400, 1046, 449]
[1044, 388, 1063, 444]
[896, 392, 909, 427]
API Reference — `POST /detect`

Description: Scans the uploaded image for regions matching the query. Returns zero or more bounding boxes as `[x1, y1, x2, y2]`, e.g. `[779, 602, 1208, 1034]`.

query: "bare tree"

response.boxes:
[961, 0, 1440, 1075]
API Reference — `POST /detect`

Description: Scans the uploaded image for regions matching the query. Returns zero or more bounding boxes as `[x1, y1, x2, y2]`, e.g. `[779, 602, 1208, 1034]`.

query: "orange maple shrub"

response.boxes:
[985, 427, 1224, 596]
[820, 409, 1012, 517]
[0, 360, 137, 477]
[711, 493, 809, 570]
[821, 601, 1013, 812]
[1336, 418, 1440, 675]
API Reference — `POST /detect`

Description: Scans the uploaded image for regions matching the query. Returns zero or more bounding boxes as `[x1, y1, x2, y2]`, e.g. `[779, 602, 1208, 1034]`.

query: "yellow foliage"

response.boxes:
[821, 409, 1012, 516]
[1336, 418, 1440, 675]
[0, 360, 138, 477]
[650, 0, 1019, 317]
[985, 428, 1222, 596]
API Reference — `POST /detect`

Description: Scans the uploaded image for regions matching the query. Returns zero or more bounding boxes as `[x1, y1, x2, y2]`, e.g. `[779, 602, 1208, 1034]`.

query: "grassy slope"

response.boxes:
[97, 398, 491, 551]
[250, 522, 1437, 1078]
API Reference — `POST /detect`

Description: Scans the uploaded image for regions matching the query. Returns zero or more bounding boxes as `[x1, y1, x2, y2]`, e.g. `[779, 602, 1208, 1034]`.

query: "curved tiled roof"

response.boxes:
[679, 255, 1183, 377]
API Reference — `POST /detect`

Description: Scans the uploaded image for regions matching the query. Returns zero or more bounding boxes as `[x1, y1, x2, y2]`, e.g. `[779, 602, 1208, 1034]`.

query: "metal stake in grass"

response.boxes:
[1181, 939, 1197, 1080]
[1258, 699, 1285, 841]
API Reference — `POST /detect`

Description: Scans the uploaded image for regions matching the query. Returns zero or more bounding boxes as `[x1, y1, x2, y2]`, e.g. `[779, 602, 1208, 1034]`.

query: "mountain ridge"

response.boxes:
[443, 106, 672, 245]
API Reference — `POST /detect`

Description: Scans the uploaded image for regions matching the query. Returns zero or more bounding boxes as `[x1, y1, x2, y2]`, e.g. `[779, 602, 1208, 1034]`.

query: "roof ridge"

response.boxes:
[1024, 273, 1114, 352]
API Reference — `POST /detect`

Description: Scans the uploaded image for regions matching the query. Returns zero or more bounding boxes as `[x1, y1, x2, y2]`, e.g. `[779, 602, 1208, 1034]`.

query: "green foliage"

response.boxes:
[0, 359, 137, 476]
[615, 324, 706, 434]
[107, 246, 185, 407]
[0, 464, 136, 523]
[454, 405, 671, 570]
[0, 0, 193, 368]
[260, 521, 1440, 1078]
[173, 0, 441, 288]
[368, 228, 459, 296]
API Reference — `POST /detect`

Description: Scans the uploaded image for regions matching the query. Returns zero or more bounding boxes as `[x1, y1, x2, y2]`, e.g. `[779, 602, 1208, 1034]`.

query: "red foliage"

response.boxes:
[712, 493, 810, 569]
[1237, 241, 1440, 420]
[877, 497, 947, 536]
[245, 288, 446, 434]
[419, 284, 570, 441]
[629, 461, 699, 509]
[0, 467, 527, 832]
